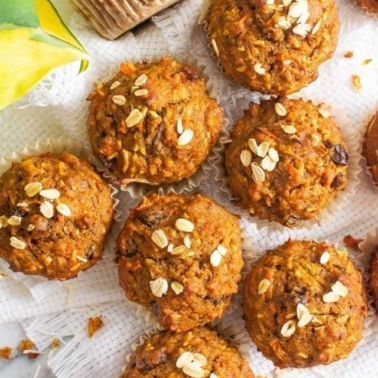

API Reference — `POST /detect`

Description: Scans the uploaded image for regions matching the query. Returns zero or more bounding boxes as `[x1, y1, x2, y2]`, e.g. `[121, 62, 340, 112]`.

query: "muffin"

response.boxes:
[121, 326, 255, 377]
[117, 193, 243, 332]
[362, 111, 378, 185]
[0, 152, 114, 280]
[369, 246, 378, 310]
[205, 0, 340, 95]
[224, 97, 349, 227]
[355, 0, 378, 17]
[71, 0, 182, 40]
[243, 239, 367, 368]
[86, 57, 224, 186]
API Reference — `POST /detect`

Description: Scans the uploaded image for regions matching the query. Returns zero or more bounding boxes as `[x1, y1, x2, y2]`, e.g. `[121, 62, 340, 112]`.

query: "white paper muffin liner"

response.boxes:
[87, 54, 229, 199]
[219, 236, 374, 377]
[212, 95, 362, 233]
[0, 137, 121, 300]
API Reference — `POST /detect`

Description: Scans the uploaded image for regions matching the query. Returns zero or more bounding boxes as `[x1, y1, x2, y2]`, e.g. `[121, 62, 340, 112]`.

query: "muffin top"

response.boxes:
[243, 239, 367, 368]
[225, 97, 348, 227]
[117, 192, 243, 332]
[206, 0, 340, 95]
[369, 246, 378, 311]
[86, 56, 224, 186]
[362, 111, 378, 185]
[0, 152, 114, 280]
[121, 326, 255, 378]
[355, 0, 378, 17]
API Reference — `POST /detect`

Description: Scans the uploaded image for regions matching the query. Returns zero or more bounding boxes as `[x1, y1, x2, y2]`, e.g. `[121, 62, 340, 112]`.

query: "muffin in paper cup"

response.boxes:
[86, 55, 228, 199]
[199, 0, 339, 96]
[70, 0, 182, 40]
[220, 237, 373, 375]
[214, 95, 362, 232]
[116, 191, 248, 331]
[121, 325, 256, 377]
[360, 107, 378, 191]
[0, 137, 120, 293]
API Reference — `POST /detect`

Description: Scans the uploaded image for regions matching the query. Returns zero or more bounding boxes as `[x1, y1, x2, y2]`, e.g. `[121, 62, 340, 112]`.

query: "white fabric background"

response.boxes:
[1, 0, 378, 376]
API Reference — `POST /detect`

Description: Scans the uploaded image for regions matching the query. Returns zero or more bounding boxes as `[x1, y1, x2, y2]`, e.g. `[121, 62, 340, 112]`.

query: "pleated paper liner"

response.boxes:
[0, 137, 121, 302]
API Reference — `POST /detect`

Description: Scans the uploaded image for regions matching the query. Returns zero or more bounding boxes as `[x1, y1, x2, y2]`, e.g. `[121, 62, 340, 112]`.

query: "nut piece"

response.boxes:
[56, 203, 72, 217]
[126, 109, 143, 128]
[171, 281, 184, 295]
[210, 249, 223, 267]
[254, 63, 266, 75]
[39, 188, 60, 200]
[151, 229, 169, 248]
[40, 201, 54, 219]
[10, 236, 26, 249]
[258, 278, 270, 294]
[25, 182, 42, 197]
[175, 218, 195, 232]
[149, 277, 168, 297]
[177, 129, 194, 146]
[281, 320, 296, 337]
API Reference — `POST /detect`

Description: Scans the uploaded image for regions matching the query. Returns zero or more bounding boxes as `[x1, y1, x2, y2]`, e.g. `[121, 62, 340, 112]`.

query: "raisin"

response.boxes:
[331, 173, 344, 189]
[325, 142, 348, 165]
[138, 211, 164, 228]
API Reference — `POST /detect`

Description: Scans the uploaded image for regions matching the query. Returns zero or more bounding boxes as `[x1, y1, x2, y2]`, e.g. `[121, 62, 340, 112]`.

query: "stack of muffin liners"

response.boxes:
[1, 0, 378, 376]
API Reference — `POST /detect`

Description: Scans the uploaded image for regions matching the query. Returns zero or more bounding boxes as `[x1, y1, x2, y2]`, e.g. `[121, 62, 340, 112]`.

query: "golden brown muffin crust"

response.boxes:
[0, 152, 114, 280]
[369, 247, 378, 310]
[355, 0, 378, 16]
[243, 239, 367, 368]
[121, 327, 255, 377]
[206, 0, 340, 95]
[362, 112, 378, 184]
[87, 57, 224, 186]
[225, 97, 348, 227]
[117, 193, 243, 332]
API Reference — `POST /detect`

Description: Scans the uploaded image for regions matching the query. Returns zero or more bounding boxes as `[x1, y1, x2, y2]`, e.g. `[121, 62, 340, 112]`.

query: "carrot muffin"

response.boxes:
[121, 326, 255, 377]
[224, 97, 349, 227]
[362, 111, 378, 185]
[0, 152, 114, 280]
[206, 0, 340, 95]
[369, 246, 378, 310]
[117, 193, 243, 332]
[86, 57, 224, 186]
[243, 239, 367, 368]
[355, 0, 378, 16]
